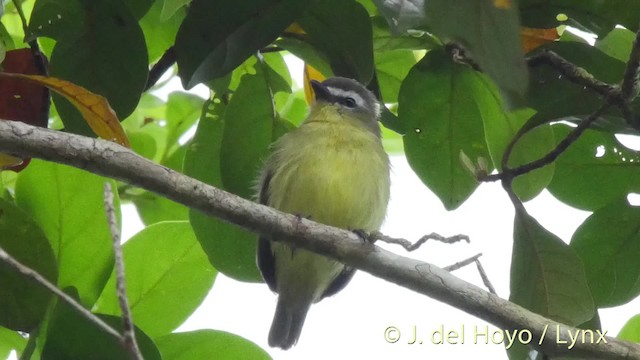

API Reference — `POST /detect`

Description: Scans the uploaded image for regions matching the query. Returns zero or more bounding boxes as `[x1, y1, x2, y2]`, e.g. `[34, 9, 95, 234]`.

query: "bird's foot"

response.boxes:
[352, 229, 372, 244]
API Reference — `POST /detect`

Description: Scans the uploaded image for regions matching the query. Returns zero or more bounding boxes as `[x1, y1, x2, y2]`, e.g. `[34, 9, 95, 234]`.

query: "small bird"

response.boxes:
[256, 77, 391, 349]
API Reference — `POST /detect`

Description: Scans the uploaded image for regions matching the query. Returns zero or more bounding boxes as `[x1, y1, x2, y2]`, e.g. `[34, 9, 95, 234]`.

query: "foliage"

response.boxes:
[1, 0, 640, 359]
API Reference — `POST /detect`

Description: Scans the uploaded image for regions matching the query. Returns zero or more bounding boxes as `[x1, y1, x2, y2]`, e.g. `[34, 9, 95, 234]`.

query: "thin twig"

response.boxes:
[474, 258, 496, 295]
[370, 231, 469, 251]
[0, 246, 122, 340]
[443, 253, 482, 272]
[103, 183, 143, 360]
[144, 46, 176, 91]
[480, 104, 610, 182]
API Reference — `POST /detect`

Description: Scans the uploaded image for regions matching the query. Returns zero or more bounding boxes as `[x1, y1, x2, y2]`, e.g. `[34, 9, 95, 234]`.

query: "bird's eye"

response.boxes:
[343, 97, 357, 108]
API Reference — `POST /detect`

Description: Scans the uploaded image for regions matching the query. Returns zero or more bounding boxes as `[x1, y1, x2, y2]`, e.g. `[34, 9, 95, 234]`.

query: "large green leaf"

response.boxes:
[548, 125, 640, 210]
[0, 198, 57, 332]
[0, 327, 25, 359]
[398, 49, 492, 210]
[571, 198, 640, 307]
[510, 210, 594, 326]
[525, 41, 625, 132]
[15, 160, 119, 306]
[156, 330, 271, 360]
[375, 49, 418, 103]
[27, 0, 84, 42]
[46, 0, 148, 135]
[595, 27, 635, 62]
[42, 295, 161, 360]
[184, 100, 262, 282]
[175, 0, 308, 88]
[94, 222, 216, 337]
[619, 314, 640, 343]
[425, 0, 527, 106]
[298, 0, 374, 84]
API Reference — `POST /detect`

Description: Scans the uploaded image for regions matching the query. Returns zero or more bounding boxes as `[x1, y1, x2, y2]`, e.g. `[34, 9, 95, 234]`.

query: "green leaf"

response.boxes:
[15, 160, 119, 306]
[0, 327, 25, 359]
[164, 92, 205, 158]
[371, 16, 438, 52]
[0, 199, 57, 332]
[596, 27, 635, 62]
[27, 0, 84, 42]
[156, 330, 272, 360]
[42, 295, 161, 360]
[47, 0, 148, 135]
[275, 37, 334, 78]
[133, 191, 189, 225]
[299, 0, 374, 84]
[483, 102, 555, 202]
[184, 100, 262, 282]
[571, 198, 640, 307]
[548, 124, 640, 210]
[221, 74, 274, 198]
[619, 314, 640, 342]
[375, 49, 418, 103]
[140, 0, 186, 63]
[94, 222, 216, 337]
[175, 0, 308, 88]
[398, 48, 492, 210]
[161, 0, 191, 20]
[526, 42, 625, 132]
[425, 0, 527, 106]
[511, 210, 595, 326]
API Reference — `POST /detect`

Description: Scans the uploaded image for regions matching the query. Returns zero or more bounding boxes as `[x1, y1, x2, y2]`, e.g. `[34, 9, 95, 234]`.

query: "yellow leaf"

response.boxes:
[520, 27, 559, 54]
[0, 72, 130, 147]
[285, 22, 306, 35]
[494, 0, 512, 9]
[303, 64, 326, 104]
[0, 152, 24, 170]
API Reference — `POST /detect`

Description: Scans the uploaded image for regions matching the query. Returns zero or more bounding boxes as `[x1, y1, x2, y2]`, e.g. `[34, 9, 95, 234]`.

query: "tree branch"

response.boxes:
[103, 183, 142, 360]
[1, 120, 639, 359]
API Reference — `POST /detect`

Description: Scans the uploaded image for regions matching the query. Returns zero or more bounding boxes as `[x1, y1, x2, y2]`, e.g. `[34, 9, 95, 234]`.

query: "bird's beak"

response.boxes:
[310, 80, 332, 102]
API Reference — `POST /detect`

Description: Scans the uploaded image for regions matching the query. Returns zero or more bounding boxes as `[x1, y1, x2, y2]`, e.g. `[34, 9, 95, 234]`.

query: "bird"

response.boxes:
[256, 76, 391, 349]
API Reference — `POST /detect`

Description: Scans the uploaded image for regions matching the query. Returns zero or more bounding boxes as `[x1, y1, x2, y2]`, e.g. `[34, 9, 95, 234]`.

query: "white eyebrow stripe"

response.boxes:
[325, 87, 365, 107]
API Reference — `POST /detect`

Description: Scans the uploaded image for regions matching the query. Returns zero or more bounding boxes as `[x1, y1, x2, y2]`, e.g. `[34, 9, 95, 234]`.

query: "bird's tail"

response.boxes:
[268, 298, 310, 350]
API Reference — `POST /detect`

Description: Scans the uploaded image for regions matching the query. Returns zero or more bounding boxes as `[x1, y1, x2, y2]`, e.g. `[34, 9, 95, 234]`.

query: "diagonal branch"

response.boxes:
[0, 120, 639, 359]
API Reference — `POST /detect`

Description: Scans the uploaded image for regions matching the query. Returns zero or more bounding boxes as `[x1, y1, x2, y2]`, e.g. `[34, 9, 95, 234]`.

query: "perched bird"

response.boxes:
[256, 77, 391, 349]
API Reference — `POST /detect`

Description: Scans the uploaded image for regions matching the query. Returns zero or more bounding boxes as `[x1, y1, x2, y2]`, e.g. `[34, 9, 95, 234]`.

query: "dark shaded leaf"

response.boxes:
[548, 124, 640, 210]
[299, 0, 374, 84]
[15, 160, 119, 306]
[175, 0, 308, 88]
[156, 330, 271, 360]
[48, 0, 148, 135]
[0, 198, 57, 331]
[372, 0, 426, 34]
[398, 48, 491, 210]
[571, 198, 640, 307]
[42, 295, 160, 360]
[511, 210, 595, 326]
[525, 41, 625, 132]
[184, 99, 262, 282]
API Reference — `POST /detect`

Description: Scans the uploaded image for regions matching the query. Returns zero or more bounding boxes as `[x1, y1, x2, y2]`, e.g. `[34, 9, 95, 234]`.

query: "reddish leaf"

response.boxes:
[0, 49, 49, 172]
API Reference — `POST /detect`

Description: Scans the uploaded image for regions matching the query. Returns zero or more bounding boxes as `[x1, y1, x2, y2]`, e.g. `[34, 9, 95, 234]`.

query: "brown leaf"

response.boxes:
[0, 49, 49, 172]
[521, 27, 559, 54]
[0, 72, 130, 147]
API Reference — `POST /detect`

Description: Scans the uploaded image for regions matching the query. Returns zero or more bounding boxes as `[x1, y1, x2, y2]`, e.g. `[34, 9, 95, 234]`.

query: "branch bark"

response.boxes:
[1, 120, 639, 359]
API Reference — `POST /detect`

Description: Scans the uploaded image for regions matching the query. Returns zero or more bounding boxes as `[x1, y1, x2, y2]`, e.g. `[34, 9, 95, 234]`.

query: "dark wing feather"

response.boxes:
[321, 266, 356, 299]
[256, 170, 277, 292]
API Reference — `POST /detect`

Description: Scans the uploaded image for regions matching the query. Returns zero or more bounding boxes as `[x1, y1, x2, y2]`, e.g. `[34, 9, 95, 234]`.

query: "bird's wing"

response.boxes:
[257, 169, 277, 292]
[320, 266, 356, 299]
